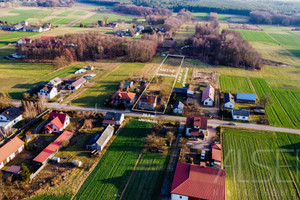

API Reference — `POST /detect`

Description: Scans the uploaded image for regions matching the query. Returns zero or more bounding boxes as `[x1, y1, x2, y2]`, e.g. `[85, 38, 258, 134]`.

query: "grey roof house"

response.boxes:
[173, 101, 184, 115]
[86, 125, 114, 151]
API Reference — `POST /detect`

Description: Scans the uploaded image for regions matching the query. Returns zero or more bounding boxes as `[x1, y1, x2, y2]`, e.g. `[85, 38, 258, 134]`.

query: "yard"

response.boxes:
[223, 129, 299, 200]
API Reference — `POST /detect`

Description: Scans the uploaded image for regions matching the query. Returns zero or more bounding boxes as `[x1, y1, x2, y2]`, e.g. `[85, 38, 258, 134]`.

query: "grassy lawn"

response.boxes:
[236, 29, 278, 45]
[72, 62, 145, 107]
[0, 9, 52, 23]
[219, 75, 254, 94]
[223, 129, 299, 200]
[74, 120, 154, 200]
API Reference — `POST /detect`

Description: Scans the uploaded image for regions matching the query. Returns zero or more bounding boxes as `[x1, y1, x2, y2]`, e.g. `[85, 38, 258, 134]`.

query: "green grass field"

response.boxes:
[219, 75, 254, 94]
[0, 31, 39, 47]
[57, 10, 74, 17]
[236, 29, 278, 44]
[223, 129, 299, 200]
[47, 18, 76, 25]
[0, 9, 52, 23]
[192, 12, 227, 21]
[72, 62, 145, 107]
[74, 120, 160, 200]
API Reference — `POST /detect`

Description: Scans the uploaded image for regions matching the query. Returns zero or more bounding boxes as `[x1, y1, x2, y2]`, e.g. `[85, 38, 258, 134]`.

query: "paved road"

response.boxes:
[12, 101, 300, 134]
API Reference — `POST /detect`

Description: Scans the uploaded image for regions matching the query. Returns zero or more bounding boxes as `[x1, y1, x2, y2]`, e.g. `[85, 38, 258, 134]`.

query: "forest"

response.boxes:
[250, 11, 300, 26]
[20, 0, 75, 7]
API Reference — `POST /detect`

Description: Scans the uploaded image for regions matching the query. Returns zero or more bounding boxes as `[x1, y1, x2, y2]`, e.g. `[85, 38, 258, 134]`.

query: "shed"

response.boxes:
[236, 93, 256, 104]
[86, 125, 114, 151]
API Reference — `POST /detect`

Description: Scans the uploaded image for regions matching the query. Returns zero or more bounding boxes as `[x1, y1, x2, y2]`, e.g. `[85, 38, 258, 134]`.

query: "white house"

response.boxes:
[23, 26, 43, 32]
[45, 112, 71, 133]
[173, 101, 184, 115]
[102, 112, 124, 126]
[185, 116, 208, 137]
[231, 109, 249, 121]
[0, 106, 23, 130]
[0, 137, 25, 169]
[17, 37, 32, 45]
[201, 85, 215, 106]
[38, 85, 58, 99]
[223, 93, 235, 109]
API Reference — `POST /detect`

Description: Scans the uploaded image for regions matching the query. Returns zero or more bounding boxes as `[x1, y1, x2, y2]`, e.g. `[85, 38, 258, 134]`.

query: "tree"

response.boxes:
[84, 119, 93, 130]
[36, 95, 48, 112]
[166, 132, 175, 146]
[0, 93, 12, 108]
[20, 163, 31, 182]
[103, 16, 108, 25]
[258, 93, 273, 108]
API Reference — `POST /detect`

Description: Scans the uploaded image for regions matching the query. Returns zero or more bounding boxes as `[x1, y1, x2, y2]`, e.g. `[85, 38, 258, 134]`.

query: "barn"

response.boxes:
[236, 93, 256, 104]
[86, 125, 114, 151]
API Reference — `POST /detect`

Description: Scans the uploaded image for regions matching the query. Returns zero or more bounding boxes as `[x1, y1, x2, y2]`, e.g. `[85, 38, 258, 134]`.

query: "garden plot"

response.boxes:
[132, 55, 184, 114]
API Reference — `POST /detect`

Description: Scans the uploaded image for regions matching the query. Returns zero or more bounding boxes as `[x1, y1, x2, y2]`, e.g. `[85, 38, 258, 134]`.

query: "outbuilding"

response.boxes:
[236, 93, 256, 104]
[86, 125, 114, 151]
[231, 109, 250, 121]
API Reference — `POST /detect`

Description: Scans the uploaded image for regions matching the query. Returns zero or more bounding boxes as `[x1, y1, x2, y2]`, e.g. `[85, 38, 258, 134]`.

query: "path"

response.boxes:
[65, 12, 95, 27]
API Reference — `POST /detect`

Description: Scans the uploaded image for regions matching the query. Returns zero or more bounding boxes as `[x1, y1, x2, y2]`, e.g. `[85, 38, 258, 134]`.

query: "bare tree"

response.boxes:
[167, 132, 175, 146]
[0, 93, 12, 108]
[37, 96, 48, 112]
[84, 119, 93, 130]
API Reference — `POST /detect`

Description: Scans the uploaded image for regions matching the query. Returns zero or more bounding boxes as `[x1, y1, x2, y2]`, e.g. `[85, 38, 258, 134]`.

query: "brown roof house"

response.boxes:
[211, 143, 222, 167]
[201, 85, 215, 107]
[111, 91, 136, 106]
[138, 94, 158, 111]
[185, 116, 207, 137]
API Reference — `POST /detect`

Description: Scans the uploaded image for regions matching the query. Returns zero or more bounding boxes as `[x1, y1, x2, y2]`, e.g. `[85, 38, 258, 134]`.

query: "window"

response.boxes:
[243, 117, 245, 119]
[179, 196, 182, 199]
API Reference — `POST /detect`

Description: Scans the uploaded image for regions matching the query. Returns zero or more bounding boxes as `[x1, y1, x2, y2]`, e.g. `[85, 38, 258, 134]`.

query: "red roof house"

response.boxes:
[0, 137, 25, 169]
[201, 85, 215, 107]
[45, 112, 70, 133]
[186, 116, 207, 137]
[33, 131, 73, 164]
[171, 162, 225, 200]
[211, 143, 222, 166]
[111, 91, 136, 105]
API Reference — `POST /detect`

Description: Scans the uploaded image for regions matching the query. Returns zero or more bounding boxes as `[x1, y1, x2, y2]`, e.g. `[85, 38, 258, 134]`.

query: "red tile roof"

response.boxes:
[171, 162, 225, 200]
[211, 143, 222, 162]
[33, 131, 73, 164]
[0, 137, 24, 164]
[186, 116, 207, 130]
[48, 112, 70, 130]
[50, 116, 64, 129]
[201, 85, 215, 102]
[111, 91, 136, 101]
[102, 119, 116, 125]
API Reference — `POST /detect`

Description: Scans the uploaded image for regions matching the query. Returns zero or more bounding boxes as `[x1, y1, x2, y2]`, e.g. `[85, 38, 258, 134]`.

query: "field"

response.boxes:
[74, 120, 168, 200]
[191, 12, 228, 21]
[223, 129, 299, 200]
[236, 29, 278, 45]
[0, 31, 39, 47]
[0, 9, 53, 23]
[47, 18, 76, 26]
[219, 75, 253, 94]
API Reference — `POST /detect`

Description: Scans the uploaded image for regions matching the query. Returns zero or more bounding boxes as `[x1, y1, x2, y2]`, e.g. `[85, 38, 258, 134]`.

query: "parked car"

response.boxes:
[200, 150, 206, 160]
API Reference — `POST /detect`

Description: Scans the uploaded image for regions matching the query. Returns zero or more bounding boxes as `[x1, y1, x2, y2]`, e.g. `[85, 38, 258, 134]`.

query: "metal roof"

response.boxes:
[236, 93, 256, 101]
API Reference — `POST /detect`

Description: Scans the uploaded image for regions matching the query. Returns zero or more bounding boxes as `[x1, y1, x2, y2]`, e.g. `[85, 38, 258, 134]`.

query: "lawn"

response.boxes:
[0, 9, 52, 23]
[72, 62, 145, 107]
[219, 75, 254, 94]
[74, 120, 154, 200]
[223, 129, 299, 200]
[235, 29, 278, 44]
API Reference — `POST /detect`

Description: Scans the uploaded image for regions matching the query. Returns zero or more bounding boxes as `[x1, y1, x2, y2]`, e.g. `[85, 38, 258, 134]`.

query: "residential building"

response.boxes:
[231, 109, 250, 121]
[68, 77, 87, 90]
[173, 87, 194, 97]
[0, 137, 25, 169]
[0, 106, 23, 130]
[223, 93, 235, 109]
[38, 85, 58, 99]
[173, 101, 184, 115]
[33, 131, 73, 165]
[211, 143, 222, 167]
[17, 37, 32, 45]
[201, 85, 215, 106]
[185, 116, 207, 137]
[86, 125, 114, 151]
[138, 95, 158, 111]
[236, 92, 256, 104]
[111, 91, 136, 105]
[22, 26, 43, 32]
[47, 77, 62, 86]
[102, 112, 124, 126]
[20, 20, 28, 26]
[75, 68, 86, 74]
[171, 162, 225, 200]
[124, 81, 133, 90]
[45, 112, 70, 133]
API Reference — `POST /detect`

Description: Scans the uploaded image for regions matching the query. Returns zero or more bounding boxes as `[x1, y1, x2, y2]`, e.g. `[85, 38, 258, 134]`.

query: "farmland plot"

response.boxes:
[74, 120, 153, 200]
[0, 9, 52, 23]
[223, 129, 299, 200]
[251, 78, 294, 128]
[236, 29, 277, 45]
[219, 75, 253, 94]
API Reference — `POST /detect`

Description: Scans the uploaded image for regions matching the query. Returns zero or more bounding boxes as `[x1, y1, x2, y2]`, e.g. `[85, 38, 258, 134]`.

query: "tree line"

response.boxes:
[163, 9, 191, 33]
[17, 32, 158, 67]
[250, 11, 300, 26]
[113, 3, 172, 17]
[21, 0, 74, 7]
[184, 18, 262, 70]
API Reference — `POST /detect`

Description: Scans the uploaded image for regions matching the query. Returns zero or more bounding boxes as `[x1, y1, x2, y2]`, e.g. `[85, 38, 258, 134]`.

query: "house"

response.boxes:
[173, 87, 194, 97]
[43, 23, 51, 31]
[0, 24, 23, 31]
[173, 101, 184, 115]
[102, 112, 124, 126]
[171, 162, 225, 200]
[231, 109, 250, 121]
[20, 20, 28, 26]
[86, 65, 94, 70]
[17, 37, 32, 45]
[223, 93, 235, 109]
[0, 137, 25, 169]
[211, 143, 222, 167]
[4, 165, 21, 176]
[75, 68, 86, 74]
[185, 116, 207, 137]
[0, 106, 23, 130]
[111, 91, 136, 105]
[23, 26, 43, 32]
[86, 125, 114, 151]
[68, 77, 87, 90]
[201, 85, 215, 106]
[45, 112, 70, 133]
[38, 85, 58, 99]
[33, 131, 73, 165]
[47, 77, 62, 86]
[236, 92, 256, 104]
[124, 81, 133, 90]
[107, 22, 117, 28]
[138, 95, 158, 111]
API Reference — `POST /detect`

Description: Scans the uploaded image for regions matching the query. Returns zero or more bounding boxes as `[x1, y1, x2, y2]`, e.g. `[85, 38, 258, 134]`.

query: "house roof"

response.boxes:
[102, 119, 116, 125]
[33, 131, 73, 163]
[173, 87, 188, 94]
[48, 112, 70, 129]
[232, 109, 250, 117]
[104, 112, 123, 122]
[24, 26, 41, 30]
[0, 106, 22, 121]
[111, 91, 136, 101]
[48, 77, 62, 85]
[186, 116, 207, 130]
[50, 117, 64, 129]
[0, 137, 24, 164]
[174, 101, 184, 110]
[71, 77, 86, 88]
[5, 165, 21, 174]
[236, 93, 256, 102]
[95, 125, 114, 147]
[171, 162, 225, 200]
[41, 85, 55, 93]
[211, 143, 222, 162]
[201, 85, 215, 102]
[124, 81, 133, 88]
[224, 93, 235, 104]
[139, 95, 157, 103]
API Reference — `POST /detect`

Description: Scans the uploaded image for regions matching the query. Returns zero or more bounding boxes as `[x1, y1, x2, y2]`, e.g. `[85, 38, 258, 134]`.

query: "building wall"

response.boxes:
[173, 108, 183, 115]
[232, 115, 249, 121]
[116, 114, 124, 125]
[224, 102, 234, 109]
[0, 144, 24, 169]
[171, 193, 188, 200]
[203, 98, 214, 106]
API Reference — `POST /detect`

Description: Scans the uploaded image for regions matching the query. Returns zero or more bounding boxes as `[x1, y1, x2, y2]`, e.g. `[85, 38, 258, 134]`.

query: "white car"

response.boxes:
[200, 150, 206, 160]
